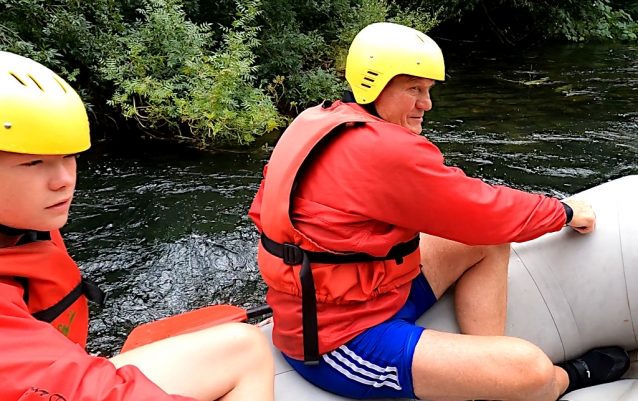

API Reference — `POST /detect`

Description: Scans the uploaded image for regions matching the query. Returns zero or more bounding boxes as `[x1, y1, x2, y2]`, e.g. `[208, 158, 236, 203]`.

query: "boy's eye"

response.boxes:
[21, 159, 43, 167]
[64, 153, 80, 159]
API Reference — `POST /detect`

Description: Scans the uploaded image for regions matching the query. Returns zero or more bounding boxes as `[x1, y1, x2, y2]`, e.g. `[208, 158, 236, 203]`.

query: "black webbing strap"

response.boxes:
[300, 251, 320, 366]
[261, 234, 420, 266]
[14, 276, 30, 305]
[19, 277, 106, 323]
[32, 280, 84, 322]
[0, 224, 29, 236]
[261, 233, 420, 365]
[82, 277, 107, 307]
[11, 230, 107, 321]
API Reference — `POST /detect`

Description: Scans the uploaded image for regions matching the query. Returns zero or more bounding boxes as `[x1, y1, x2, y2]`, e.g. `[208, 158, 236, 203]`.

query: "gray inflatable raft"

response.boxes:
[261, 175, 638, 401]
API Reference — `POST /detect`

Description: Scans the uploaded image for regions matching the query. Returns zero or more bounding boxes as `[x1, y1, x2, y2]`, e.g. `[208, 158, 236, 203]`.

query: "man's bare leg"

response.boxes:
[412, 331, 569, 401]
[111, 323, 275, 401]
[419, 233, 510, 336]
[415, 234, 568, 400]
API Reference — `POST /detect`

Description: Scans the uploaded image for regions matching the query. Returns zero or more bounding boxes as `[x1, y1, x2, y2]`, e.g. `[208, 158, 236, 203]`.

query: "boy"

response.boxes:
[0, 50, 274, 401]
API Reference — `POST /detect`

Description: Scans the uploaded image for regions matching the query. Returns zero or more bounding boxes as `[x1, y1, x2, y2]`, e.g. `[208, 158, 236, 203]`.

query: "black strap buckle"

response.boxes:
[282, 243, 304, 265]
[82, 278, 108, 307]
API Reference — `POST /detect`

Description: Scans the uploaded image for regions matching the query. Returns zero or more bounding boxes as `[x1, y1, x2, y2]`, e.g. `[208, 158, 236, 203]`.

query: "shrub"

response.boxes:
[256, 0, 440, 111]
[99, 0, 286, 146]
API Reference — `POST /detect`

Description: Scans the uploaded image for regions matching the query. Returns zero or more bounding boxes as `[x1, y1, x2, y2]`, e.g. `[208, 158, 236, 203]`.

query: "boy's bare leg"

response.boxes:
[111, 323, 275, 401]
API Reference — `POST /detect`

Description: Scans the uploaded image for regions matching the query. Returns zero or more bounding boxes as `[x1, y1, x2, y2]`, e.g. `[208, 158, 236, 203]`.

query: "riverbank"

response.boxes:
[2, 0, 637, 149]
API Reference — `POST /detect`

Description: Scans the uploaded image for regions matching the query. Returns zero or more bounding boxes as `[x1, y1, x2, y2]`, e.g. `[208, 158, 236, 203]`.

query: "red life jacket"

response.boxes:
[0, 230, 105, 348]
[259, 100, 421, 364]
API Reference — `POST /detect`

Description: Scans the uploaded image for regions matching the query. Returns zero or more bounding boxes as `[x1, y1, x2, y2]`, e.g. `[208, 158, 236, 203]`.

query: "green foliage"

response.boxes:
[558, 0, 638, 41]
[281, 68, 346, 113]
[0, 0, 116, 79]
[1, 0, 637, 150]
[0, 0, 144, 117]
[100, 0, 286, 146]
[413, 0, 638, 43]
[254, 0, 350, 110]
[333, 0, 439, 73]
[258, 24, 338, 108]
[256, 0, 439, 111]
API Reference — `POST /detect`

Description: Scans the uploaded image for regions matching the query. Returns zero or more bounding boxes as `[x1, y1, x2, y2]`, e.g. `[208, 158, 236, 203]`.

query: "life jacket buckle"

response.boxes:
[282, 243, 304, 265]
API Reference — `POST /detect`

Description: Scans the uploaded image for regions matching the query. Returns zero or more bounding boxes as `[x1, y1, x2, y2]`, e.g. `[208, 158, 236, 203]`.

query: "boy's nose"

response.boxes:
[48, 161, 76, 191]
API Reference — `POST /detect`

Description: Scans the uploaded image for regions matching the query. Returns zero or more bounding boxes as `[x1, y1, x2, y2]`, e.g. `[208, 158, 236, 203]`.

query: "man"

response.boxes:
[249, 22, 629, 400]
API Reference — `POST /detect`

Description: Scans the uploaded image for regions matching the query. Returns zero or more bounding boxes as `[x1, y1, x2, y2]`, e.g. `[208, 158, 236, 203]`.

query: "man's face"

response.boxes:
[374, 75, 435, 135]
[0, 151, 77, 232]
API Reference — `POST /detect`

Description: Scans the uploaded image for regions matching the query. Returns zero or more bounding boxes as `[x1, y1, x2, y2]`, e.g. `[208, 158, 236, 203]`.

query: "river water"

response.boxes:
[65, 42, 638, 356]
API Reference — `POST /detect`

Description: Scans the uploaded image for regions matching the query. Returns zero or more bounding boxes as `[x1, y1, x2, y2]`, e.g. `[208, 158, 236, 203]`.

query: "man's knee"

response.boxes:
[506, 340, 556, 396]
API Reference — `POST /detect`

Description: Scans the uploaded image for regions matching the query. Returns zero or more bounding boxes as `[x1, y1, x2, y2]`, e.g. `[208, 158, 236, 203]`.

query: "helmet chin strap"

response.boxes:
[342, 90, 381, 118]
[0, 224, 29, 236]
[360, 102, 380, 118]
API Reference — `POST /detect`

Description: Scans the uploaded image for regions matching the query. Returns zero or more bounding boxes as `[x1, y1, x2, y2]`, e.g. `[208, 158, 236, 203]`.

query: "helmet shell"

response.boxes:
[0, 51, 90, 155]
[345, 22, 445, 104]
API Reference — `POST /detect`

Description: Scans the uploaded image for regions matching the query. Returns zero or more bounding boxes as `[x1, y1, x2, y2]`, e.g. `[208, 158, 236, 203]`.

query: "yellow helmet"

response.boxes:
[0, 51, 90, 155]
[345, 22, 445, 104]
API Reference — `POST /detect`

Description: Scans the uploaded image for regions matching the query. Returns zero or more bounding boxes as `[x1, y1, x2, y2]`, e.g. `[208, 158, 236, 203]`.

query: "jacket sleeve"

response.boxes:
[0, 279, 197, 401]
[356, 129, 567, 245]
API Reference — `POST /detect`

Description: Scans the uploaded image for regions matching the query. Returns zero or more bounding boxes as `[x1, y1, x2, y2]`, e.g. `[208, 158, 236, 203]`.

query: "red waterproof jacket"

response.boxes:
[0, 231, 196, 401]
[249, 99, 567, 360]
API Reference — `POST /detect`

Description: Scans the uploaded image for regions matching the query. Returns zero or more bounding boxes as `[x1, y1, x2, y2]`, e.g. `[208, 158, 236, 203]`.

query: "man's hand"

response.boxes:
[563, 199, 596, 234]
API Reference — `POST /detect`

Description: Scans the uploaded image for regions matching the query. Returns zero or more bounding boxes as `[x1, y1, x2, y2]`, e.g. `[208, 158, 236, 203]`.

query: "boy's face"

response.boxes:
[0, 151, 77, 232]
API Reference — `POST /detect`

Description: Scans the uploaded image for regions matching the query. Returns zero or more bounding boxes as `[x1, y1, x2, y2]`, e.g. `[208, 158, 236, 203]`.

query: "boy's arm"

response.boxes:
[0, 279, 196, 401]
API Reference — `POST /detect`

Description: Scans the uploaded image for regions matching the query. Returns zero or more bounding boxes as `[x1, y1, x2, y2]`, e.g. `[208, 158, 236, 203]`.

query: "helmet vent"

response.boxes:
[28, 75, 44, 91]
[363, 77, 374, 82]
[53, 76, 68, 93]
[367, 71, 379, 76]
[9, 72, 26, 86]
[361, 83, 371, 89]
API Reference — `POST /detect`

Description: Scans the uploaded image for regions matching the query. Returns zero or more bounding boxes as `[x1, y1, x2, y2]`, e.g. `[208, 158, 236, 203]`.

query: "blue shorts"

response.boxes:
[283, 274, 437, 399]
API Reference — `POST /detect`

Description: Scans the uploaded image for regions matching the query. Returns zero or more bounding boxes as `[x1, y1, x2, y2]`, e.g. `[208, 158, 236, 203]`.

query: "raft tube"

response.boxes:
[263, 175, 638, 401]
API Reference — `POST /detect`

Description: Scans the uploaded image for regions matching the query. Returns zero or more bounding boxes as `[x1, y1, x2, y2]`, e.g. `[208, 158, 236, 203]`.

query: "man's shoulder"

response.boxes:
[342, 120, 426, 144]
[334, 121, 439, 161]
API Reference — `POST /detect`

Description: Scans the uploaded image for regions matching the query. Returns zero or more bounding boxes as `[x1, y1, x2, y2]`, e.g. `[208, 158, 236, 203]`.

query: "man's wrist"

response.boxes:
[562, 202, 573, 225]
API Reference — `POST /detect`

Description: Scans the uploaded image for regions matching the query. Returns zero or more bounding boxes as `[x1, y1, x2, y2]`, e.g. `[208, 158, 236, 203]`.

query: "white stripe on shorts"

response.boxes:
[322, 346, 402, 390]
[338, 345, 399, 376]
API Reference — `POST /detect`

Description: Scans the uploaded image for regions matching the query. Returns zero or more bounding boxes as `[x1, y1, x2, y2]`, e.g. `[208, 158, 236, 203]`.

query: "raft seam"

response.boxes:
[617, 205, 637, 343]
[511, 247, 567, 362]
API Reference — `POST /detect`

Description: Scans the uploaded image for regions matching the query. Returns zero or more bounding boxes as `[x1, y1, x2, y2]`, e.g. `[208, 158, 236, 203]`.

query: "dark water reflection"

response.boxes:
[66, 147, 268, 355]
[426, 41, 638, 195]
[65, 42, 638, 356]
